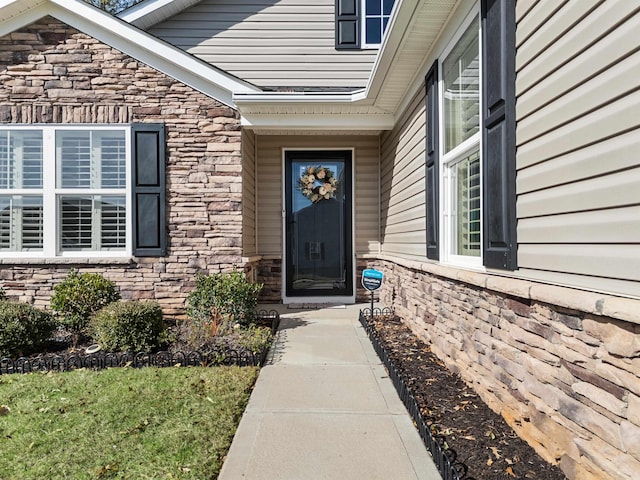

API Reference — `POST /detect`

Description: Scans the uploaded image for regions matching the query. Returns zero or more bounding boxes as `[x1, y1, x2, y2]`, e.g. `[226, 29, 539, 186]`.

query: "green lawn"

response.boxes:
[0, 366, 259, 479]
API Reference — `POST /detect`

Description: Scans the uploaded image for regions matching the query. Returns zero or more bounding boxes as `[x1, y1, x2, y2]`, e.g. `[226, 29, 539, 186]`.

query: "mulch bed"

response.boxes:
[365, 314, 567, 480]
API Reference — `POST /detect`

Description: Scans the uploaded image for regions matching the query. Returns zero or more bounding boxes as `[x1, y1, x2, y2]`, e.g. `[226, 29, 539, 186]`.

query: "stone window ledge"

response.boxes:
[0, 257, 133, 266]
[360, 253, 640, 325]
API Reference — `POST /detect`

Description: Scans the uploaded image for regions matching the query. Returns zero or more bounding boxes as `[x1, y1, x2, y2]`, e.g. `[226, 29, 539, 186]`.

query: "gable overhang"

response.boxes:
[233, 0, 459, 132]
[365, 0, 459, 113]
[0, 0, 260, 108]
[118, 0, 202, 30]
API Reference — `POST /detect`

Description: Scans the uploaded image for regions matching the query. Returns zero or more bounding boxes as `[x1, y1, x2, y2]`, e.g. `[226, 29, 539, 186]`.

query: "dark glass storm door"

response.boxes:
[284, 150, 353, 298]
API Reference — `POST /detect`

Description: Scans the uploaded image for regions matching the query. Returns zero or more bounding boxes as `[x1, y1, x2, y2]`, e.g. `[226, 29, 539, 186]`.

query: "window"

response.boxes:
[0, 126, 128, 257]
[335, 0, 396, 49]
[57, 130, 127, 252]
[441, 15, 482, 266]
[425, 0, 516, 270]
[0, 124, 167, 259]
[363, 0, 395, 47]
[0, 130, 44, 252]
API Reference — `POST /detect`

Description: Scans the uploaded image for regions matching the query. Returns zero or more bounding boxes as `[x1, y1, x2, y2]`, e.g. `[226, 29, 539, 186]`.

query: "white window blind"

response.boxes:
[0, 126, 129, 257]
[57, 131, 125, 189]
[0, 131, 43, 189]
[0, 196, 43, 251]
[59, 195, 126, 251]
[452, 151, 481, 257]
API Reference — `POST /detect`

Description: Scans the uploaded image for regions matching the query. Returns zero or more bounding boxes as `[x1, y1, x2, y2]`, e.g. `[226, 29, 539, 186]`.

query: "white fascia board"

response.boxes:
[0, 2, 48, 38]
[233, 90, 368, 105]
[241, 113, 394, 131]
[118, 0, 175, 22]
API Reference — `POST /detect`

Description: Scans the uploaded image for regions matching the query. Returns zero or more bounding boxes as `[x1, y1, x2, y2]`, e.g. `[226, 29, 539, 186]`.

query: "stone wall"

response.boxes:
[370, 258, 640, 480]
[0, 17, 243, 315]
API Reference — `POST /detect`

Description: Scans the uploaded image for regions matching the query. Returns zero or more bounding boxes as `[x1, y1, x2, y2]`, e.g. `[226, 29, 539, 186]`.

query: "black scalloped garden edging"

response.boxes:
[0, 309, 280, 376]
[359, 307, 476, 480]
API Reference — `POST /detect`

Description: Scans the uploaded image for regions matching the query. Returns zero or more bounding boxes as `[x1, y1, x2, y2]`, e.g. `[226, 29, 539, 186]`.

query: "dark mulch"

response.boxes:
[365, 314, 567, 480]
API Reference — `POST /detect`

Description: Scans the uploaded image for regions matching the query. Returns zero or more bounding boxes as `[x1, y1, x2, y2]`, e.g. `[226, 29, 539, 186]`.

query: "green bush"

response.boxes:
[0, 301, 57, 358]
[236, 325, 274, 355]
[90, 301, 165, 352]
[187, 269, 262, 326]
[50, 270, 120, 340]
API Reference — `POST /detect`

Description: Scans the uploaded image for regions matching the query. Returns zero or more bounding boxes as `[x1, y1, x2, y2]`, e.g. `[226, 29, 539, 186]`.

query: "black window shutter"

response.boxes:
[425, 61, 439, 260]
[481, 0, 517, 270]
[131, 123, 166, 257]
[335, 0, 360, 49]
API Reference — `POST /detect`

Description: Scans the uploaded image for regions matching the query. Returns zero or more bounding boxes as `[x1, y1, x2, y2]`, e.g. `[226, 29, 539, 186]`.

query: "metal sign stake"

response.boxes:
[362, 268, 383, 319]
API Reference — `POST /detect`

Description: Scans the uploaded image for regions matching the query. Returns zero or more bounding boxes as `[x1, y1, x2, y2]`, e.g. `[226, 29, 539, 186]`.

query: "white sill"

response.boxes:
[444, 255, 485, 272]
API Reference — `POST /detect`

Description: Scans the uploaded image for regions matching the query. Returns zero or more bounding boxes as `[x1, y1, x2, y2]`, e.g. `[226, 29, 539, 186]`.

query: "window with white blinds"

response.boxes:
[0, 196, 43, 251]
[440, 12, 482, 266]
[0, 126, 129, 257]
[452, 150, 481, 256]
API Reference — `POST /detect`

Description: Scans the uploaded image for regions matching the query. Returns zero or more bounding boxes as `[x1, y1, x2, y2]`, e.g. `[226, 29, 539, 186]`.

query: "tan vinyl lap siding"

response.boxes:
[255, 135, 380, 257]
[148, 0, 377, 88]
[242, 129, 257, 256]
[379, 86, 426, 260]
[515, 1, 640, 297]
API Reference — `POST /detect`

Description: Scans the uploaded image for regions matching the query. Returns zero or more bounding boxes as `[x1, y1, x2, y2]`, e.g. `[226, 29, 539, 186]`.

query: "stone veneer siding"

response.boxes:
[369, 258, 640, 480]
[0, 17, 243, 315]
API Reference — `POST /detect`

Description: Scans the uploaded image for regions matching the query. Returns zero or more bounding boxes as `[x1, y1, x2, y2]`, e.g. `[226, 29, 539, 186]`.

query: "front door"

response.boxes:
[284, 150, 353, 299]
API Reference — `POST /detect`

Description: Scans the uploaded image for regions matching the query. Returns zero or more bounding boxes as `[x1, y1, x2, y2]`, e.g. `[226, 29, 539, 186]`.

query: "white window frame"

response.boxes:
[361, 0, 395, 49]
[0, 125, 132, 259]
[438, 7, 484, 269]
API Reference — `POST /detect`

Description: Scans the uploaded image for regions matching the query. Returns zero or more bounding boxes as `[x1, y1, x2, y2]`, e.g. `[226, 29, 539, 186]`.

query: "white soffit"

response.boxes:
[0, 0, 259, 108]
[118, 0, 202, 29]
[367, 0, 458, 113]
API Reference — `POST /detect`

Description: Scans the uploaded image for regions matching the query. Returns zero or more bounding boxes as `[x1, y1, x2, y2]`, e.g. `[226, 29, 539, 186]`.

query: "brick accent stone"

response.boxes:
[0, 18, 244, 316]
[366, 258, 640, 480]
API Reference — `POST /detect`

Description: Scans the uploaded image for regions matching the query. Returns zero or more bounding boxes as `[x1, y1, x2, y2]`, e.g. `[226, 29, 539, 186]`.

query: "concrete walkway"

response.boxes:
[218, 304, 441, 480]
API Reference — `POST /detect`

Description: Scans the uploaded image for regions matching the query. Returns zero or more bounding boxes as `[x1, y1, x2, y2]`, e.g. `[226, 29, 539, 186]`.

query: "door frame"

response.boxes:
[281, 147, 356, 305]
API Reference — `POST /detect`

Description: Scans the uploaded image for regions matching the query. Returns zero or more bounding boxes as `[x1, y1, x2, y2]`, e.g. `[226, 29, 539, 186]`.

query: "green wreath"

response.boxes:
[297, 166, 339, 203]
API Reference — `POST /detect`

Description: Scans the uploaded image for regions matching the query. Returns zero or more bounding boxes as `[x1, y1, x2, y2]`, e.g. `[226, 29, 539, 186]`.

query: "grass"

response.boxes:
[0, 366, 259, 479]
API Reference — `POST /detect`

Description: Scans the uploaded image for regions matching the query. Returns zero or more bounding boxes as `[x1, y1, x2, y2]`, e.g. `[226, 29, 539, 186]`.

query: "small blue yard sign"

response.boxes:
[362, 269, 383, 291]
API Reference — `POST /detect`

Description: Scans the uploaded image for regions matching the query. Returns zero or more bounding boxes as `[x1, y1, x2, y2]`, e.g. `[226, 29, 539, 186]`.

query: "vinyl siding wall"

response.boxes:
[376, 1, 639, 298]
[379, 87, 427, 260]
[242, 128, 257, 256]
[255, 135, 380, 257]
[515, 0, 640, 297]
[148, 0, 377, 89]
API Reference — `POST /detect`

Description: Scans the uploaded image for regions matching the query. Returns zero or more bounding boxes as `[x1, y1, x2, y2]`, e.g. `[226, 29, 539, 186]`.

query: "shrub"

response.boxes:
[90, 301, 165, 352]
[0, 287, 6, 301]
[187, 269, 262, 326]
[0, 301, 57, 358]
[50, 270, 120, 341]
[236, 325, 274, 355]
